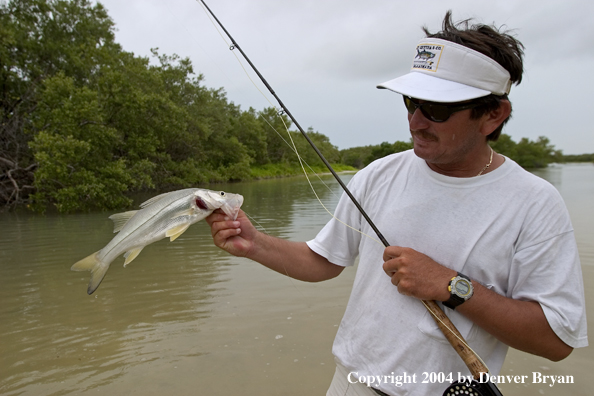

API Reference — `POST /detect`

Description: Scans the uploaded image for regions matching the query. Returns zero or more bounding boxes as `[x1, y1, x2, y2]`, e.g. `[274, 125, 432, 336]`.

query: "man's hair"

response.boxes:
[424, 11, 525, 141]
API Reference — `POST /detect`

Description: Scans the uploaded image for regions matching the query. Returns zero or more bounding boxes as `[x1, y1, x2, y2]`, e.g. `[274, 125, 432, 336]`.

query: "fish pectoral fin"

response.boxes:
[171, 208, 194, 219]
[166, 224, 190, 242]
[71, 251, 109, 295]
[108, 210, 139, 233]
[123, 247, 144, 267]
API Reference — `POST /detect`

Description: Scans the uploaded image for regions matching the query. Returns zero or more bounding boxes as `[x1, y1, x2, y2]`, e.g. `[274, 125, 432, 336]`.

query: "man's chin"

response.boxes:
[412, 137, 439, 160]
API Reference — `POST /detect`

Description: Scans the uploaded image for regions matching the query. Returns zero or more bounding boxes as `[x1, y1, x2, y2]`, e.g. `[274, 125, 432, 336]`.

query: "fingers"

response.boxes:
[383, 262, 400, 290]
[383, 245, 404, 262]
[211, 220, 241, 240]
[382, 246, 407, 276]
[206, 209, 237, 226]
[384, 264, 413, 297]
[382, 258, 397, 277]
[209, 215, 239, 241]
[206, 209, 256, 257]
[382, 246, 417, 296]
[207, 210, 245, 237]
[382, 246, 456, 301]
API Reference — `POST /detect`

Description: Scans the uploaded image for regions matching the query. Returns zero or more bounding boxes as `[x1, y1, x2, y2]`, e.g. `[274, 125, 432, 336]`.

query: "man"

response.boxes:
[206, 12, 588, 396]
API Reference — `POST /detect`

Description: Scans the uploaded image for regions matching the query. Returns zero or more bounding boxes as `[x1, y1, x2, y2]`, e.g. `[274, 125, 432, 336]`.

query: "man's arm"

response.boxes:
[382, 246, 573, 362]
[459, 281, 572, 361]
[206, 209, 344, 282]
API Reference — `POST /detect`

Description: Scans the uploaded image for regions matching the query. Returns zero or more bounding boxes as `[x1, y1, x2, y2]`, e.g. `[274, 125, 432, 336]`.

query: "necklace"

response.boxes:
[476, 147, 494, 176]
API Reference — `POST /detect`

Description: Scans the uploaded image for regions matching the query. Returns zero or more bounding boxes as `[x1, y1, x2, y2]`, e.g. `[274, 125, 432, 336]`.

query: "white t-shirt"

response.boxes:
[307, 150, 588, 396]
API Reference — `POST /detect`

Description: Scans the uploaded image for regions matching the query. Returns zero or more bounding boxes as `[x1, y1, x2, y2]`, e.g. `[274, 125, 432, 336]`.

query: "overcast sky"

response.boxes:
[96, 0, 594, 155]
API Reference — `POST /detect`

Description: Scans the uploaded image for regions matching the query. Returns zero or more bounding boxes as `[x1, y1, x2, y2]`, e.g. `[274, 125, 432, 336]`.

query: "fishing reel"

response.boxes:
[442, 380, 503, 396]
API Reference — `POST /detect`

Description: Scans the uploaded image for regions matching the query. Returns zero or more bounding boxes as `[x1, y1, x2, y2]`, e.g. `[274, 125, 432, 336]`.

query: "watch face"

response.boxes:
[454, 279, 471, 297]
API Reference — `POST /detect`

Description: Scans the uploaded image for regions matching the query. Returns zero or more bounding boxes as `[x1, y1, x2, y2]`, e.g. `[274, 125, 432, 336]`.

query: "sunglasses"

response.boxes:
[403, 96, 481, 122]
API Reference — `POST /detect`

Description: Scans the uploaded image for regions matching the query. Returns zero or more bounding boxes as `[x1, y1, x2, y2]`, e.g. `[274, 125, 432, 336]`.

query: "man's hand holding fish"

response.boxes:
[207, 210, 344, 283]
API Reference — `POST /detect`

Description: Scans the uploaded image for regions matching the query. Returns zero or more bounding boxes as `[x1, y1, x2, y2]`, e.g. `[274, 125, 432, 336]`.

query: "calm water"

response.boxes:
[0, 164, 592, 396]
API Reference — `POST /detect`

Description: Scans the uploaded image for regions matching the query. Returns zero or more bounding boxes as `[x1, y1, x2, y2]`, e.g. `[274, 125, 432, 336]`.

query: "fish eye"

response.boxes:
[219, 191, 225, 196]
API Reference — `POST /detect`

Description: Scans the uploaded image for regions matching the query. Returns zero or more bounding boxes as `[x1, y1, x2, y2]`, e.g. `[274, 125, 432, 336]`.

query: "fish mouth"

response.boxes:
[220, 195, 244, 220]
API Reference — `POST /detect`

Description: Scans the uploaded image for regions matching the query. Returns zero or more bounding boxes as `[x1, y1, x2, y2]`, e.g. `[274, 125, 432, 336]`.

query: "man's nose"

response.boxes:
[408, 107, 431, 130]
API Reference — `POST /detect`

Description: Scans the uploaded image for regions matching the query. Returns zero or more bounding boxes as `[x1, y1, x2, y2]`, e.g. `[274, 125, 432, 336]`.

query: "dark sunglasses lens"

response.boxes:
[403, 96, 452, 122]
[403, 96, 416, 114]
[424, 104, 450, 122]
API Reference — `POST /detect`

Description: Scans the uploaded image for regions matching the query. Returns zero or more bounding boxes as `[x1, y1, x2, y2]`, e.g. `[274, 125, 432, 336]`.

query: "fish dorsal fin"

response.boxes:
[108, 210, 139, 233]
[140, 192, 172, 208]
[123, 247, 144, 267]
[166, 224, 190, 242]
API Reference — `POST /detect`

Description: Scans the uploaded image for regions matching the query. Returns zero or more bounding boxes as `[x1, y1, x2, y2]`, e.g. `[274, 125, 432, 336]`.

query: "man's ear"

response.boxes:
[480, 99, 512, 136]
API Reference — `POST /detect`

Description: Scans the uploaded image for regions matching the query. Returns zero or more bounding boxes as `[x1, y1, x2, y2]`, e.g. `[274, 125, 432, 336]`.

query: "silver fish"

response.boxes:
[71, 188, 244, 294]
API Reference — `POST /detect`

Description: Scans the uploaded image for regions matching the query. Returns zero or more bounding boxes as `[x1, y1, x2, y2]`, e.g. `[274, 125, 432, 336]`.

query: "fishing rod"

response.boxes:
[198, 2, 501, 395]
[197, 0, 389, 247]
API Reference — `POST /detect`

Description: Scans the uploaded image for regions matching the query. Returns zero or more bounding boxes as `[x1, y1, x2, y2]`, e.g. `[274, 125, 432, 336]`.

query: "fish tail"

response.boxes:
[71, 251, 110, 295]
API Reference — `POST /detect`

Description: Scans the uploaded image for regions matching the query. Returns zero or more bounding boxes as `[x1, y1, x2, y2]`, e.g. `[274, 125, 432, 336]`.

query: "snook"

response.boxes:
[72, 188, 244, 294]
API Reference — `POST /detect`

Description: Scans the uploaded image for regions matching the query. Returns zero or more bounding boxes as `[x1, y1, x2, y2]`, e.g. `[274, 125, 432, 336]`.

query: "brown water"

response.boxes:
[0, 165, 592, 396]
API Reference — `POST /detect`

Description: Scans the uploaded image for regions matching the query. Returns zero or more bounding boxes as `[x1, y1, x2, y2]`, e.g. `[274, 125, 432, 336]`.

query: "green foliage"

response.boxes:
[29, 74, 137, 211]
[258, 107, 293, 163]
[490, 134, 562, 168]
[231, 107, 268, 165]
[295, 128, 341, 168]
[250, 163, 356, 179]
[340, 146, 372, 169]
[0, 0, 348, 212]
[340, 140, 413, 168]
[562, 153, 594, 163]
[1, 0, 120, 209]
[341, 134, 563, 171]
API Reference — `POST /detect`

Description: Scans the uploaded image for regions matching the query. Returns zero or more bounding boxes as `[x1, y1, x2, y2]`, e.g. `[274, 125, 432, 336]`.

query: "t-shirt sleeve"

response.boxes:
[306, 175, 365, 267]
[508, 231, 588, 348]
[506, 179, 589, 350]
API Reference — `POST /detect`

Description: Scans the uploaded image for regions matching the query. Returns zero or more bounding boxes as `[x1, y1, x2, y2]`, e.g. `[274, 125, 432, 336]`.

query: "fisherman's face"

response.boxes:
[407, 98, 489, 170]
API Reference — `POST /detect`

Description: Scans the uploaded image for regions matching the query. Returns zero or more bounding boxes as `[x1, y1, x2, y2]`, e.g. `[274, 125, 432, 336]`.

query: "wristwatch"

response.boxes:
[443, 272, 474, 310]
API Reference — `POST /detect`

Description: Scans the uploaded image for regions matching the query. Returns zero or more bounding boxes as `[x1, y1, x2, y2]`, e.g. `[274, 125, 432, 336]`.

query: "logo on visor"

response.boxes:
[413, 44, 443, 72]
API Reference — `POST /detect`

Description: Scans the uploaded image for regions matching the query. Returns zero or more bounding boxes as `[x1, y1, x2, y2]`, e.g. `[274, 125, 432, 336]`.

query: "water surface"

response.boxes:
[1, 165, 592, 395]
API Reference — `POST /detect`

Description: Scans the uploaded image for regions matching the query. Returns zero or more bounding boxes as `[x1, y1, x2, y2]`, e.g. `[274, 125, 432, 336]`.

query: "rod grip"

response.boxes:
[423, 300, 489, 379]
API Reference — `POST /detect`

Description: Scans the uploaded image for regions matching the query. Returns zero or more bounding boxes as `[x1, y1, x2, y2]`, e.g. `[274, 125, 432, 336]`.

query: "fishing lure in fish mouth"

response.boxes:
[71, 188, 244, 295]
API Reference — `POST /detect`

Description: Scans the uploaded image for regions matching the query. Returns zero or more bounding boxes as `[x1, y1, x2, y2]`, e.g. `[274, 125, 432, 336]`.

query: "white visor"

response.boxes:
[377, 38, 512, 102]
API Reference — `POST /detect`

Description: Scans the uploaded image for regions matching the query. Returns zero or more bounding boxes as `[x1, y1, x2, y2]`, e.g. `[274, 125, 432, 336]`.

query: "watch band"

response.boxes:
[443, 272, 472, 310]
